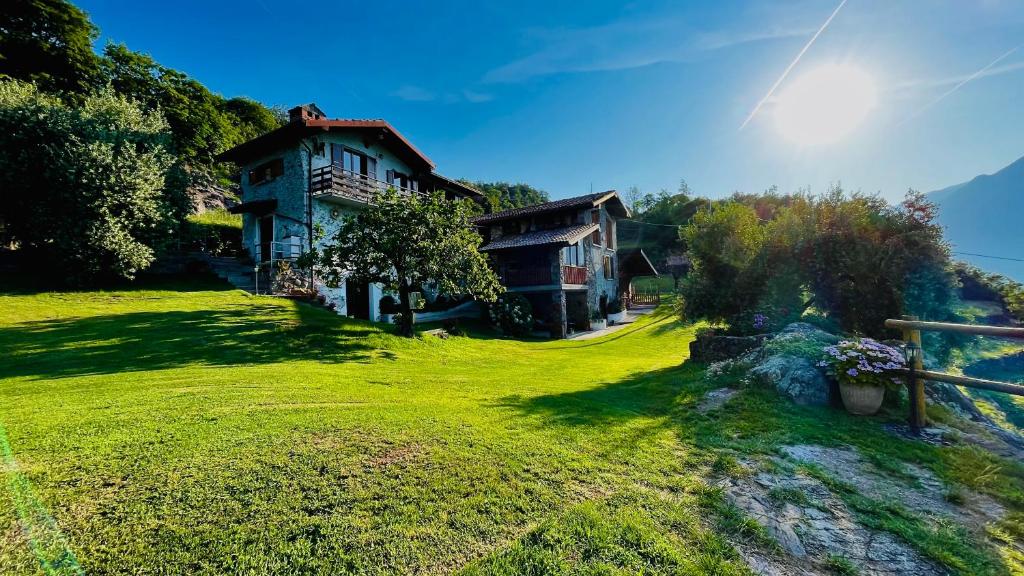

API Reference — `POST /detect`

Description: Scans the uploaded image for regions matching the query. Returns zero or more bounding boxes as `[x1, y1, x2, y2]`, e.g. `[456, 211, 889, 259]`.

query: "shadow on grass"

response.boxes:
[0, 301, 387, 380]
[0, 271, 236, 296]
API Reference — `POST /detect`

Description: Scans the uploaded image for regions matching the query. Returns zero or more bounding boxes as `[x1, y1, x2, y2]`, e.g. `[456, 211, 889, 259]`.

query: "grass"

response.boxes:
[186, 208, 242, 229]
[1, 277, 1022, 575]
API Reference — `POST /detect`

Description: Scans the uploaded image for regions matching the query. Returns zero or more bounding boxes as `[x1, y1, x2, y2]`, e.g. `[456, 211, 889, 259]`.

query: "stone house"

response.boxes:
[473, 191, 658, 337]
[217, 104, 482, 321]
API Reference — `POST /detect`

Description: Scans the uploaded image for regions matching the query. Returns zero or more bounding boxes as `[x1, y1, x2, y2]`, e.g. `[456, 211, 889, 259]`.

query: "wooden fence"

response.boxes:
[885, 316, 1024, 432]
[624, 291, 661, 307]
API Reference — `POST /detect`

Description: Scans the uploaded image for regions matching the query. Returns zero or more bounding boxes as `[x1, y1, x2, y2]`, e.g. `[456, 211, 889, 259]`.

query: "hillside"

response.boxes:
[1, 278, 1022, 574]
[931, 156, 1024, 281]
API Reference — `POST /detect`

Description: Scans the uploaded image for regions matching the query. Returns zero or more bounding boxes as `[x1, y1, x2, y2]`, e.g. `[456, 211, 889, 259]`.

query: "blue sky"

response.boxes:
[77, 0, 1024, 202]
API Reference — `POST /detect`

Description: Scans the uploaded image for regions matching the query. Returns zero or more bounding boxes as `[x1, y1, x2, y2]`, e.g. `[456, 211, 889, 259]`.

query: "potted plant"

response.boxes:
[378, 295, 398, 324]
[819, 339, 906, 415]
[589, 309, 607, 331]
[606, 299, 627, 324]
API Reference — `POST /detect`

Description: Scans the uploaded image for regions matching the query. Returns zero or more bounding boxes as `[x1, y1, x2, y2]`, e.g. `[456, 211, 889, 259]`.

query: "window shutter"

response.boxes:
[591, 211, 601, 244]
[367, 157, 377, 180]
[386, 169, 395, 184]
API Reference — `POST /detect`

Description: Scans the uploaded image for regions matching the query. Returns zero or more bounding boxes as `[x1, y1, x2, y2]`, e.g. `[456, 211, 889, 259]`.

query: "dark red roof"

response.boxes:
[217, 118, 435, 170]
[471, 191, 630, 225]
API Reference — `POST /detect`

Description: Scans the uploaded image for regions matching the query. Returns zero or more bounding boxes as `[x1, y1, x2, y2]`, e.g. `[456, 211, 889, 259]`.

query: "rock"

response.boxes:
[697, 388, 738, 413]
[749, 356, 831, 406]
[689, 332, 769, 363]
[778, 322, 839, 342]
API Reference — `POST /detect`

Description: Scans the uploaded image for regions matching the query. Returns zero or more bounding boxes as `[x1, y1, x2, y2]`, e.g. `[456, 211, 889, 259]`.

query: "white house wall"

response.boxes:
[236, 130, 415, 321]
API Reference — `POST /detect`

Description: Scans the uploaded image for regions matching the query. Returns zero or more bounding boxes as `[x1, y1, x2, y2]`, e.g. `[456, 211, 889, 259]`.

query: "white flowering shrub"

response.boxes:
[489, 293, 534, 336]
[819, 339, 905, 388]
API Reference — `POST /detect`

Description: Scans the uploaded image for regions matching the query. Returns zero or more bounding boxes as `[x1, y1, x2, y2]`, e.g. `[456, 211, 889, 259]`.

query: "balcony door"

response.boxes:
[331, 144, 377, 180]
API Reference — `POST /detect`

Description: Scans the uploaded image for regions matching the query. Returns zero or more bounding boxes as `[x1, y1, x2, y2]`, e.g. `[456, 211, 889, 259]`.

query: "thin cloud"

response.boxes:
[895, 47, 1023, 124]
[393, 85, 436, 102]
[391, 85, 492, 104]
[482, 17, 808, 84]
[738, 0, 848, 131]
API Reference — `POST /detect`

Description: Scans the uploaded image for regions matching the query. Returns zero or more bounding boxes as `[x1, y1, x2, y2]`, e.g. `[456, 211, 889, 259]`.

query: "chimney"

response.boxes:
[288, 103, 325, 123]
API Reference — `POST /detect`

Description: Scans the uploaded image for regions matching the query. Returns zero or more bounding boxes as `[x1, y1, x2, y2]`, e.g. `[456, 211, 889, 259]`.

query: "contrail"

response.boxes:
[739, 0, 848, 131]
[897, 44, 1022, 126]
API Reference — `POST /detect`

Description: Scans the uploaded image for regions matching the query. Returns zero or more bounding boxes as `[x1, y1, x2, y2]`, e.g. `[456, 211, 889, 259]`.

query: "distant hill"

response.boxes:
[930, 155, 1024, 281]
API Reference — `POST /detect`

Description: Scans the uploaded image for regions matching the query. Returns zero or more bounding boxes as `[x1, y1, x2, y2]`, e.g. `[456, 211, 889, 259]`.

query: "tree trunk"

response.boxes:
[397, 279, 414, 337]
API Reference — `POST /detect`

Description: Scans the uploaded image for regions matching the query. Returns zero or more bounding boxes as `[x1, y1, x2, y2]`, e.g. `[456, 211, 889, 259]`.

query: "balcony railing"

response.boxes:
[562, 265, 588, 285]
[503, 266, 554, 287]
[310, 164, 421, 205]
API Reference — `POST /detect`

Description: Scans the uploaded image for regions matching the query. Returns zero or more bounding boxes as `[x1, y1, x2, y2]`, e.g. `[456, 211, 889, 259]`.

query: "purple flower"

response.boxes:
[846, 368, 859, 377]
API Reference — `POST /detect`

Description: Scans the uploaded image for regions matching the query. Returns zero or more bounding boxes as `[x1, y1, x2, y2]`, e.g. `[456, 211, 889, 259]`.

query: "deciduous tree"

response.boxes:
[301, 189, 503, 336]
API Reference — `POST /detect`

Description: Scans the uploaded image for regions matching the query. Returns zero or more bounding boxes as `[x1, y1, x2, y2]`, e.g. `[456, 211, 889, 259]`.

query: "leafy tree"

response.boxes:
[0, 0, 101, 95]
[679, 202, 767, 327]
[621, 182, 706, 268]
[301, 189, 503, 336]
[679, 187, 960, 343]
[0, 80, 175, 282]
[470, 181, 549, 212]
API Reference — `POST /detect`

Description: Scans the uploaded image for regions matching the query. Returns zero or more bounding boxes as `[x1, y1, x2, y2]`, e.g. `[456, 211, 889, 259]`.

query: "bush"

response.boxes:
[0, 80, 175, 283]
[680, 188, 959, 341]
[818, 339, 905, 388]
[379, 295, 398, 314]
[488, 293, 533, 336]
[607, 299, 623, 314]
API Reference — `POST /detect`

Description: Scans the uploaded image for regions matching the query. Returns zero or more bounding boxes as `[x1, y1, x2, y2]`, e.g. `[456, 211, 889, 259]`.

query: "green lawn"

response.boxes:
[1, 278, 1022, 575]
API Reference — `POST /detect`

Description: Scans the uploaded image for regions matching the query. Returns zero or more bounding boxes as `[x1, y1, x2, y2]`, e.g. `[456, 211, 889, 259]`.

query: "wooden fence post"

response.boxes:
[901, 315, 926, 432]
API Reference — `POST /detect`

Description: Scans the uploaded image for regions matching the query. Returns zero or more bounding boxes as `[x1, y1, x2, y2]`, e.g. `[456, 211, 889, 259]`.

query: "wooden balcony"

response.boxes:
[310, 164, 420, 205]
[562, 265, 588, 285]
[503, 266, 554, 287]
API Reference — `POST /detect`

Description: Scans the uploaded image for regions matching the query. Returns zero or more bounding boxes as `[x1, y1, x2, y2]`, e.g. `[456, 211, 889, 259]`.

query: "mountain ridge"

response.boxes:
[930, 155, 1024, 281]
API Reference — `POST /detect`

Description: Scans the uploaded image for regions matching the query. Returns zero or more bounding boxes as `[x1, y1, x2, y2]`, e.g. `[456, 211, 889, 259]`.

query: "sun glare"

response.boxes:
[774, 64, 877, 146]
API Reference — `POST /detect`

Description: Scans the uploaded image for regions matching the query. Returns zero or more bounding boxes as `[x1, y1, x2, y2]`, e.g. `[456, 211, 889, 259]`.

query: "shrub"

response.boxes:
[379, 295, 398, 314]
[607, 299, 623, 314]
[0, 80, 175, 283]
[819, 339, 905, 388]
[489, 293, 533, 336]
[590, 309, 605, 321]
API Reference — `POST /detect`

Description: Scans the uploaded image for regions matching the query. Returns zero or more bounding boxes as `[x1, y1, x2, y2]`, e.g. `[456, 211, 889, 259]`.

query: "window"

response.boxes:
[248, 158, 284, 185]
[591, 210, 602, 245]
[387, 170, 419, 191]
[603, 255, 614, 279]
[561, 241, 584, 266]
[607, 218, 616, 250]
[331, 144, 377, 180]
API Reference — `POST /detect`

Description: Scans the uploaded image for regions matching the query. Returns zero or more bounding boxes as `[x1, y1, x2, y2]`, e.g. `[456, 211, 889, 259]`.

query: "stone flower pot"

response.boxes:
[590, 319, 607, 331]
[379, 313, 394, 324]
[839, 382, 885, 415]
[607, 311, 627, 324]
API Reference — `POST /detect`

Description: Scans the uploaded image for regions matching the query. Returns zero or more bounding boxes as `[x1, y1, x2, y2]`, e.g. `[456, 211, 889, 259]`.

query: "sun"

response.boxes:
[774, 64, 878, 146]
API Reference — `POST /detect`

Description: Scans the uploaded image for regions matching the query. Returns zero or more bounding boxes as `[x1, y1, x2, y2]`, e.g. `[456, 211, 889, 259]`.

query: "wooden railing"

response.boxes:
[885, 316, 1024, 432]
[624, 291, 660, 307]
[504, 266, 553, 287]
[562, 265, 588, 285]
[310, 164, 420, 204]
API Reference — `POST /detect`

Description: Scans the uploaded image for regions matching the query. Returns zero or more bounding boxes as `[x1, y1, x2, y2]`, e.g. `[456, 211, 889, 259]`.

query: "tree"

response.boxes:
[0, 80, 174, 282]
[301, 189, 503, 336]
[101, 44, 284, 168]
[469, 181, 549, 212]
[0, 0, 101, 95]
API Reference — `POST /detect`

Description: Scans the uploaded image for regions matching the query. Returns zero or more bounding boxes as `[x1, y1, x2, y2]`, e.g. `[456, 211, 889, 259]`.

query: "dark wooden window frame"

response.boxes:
[249, 158, 284, 185]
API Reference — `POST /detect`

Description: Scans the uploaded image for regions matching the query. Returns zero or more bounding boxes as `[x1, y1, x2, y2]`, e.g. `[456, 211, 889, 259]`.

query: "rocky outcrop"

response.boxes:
[746, 323, 839, 406]
[749, 356, 832, 406]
